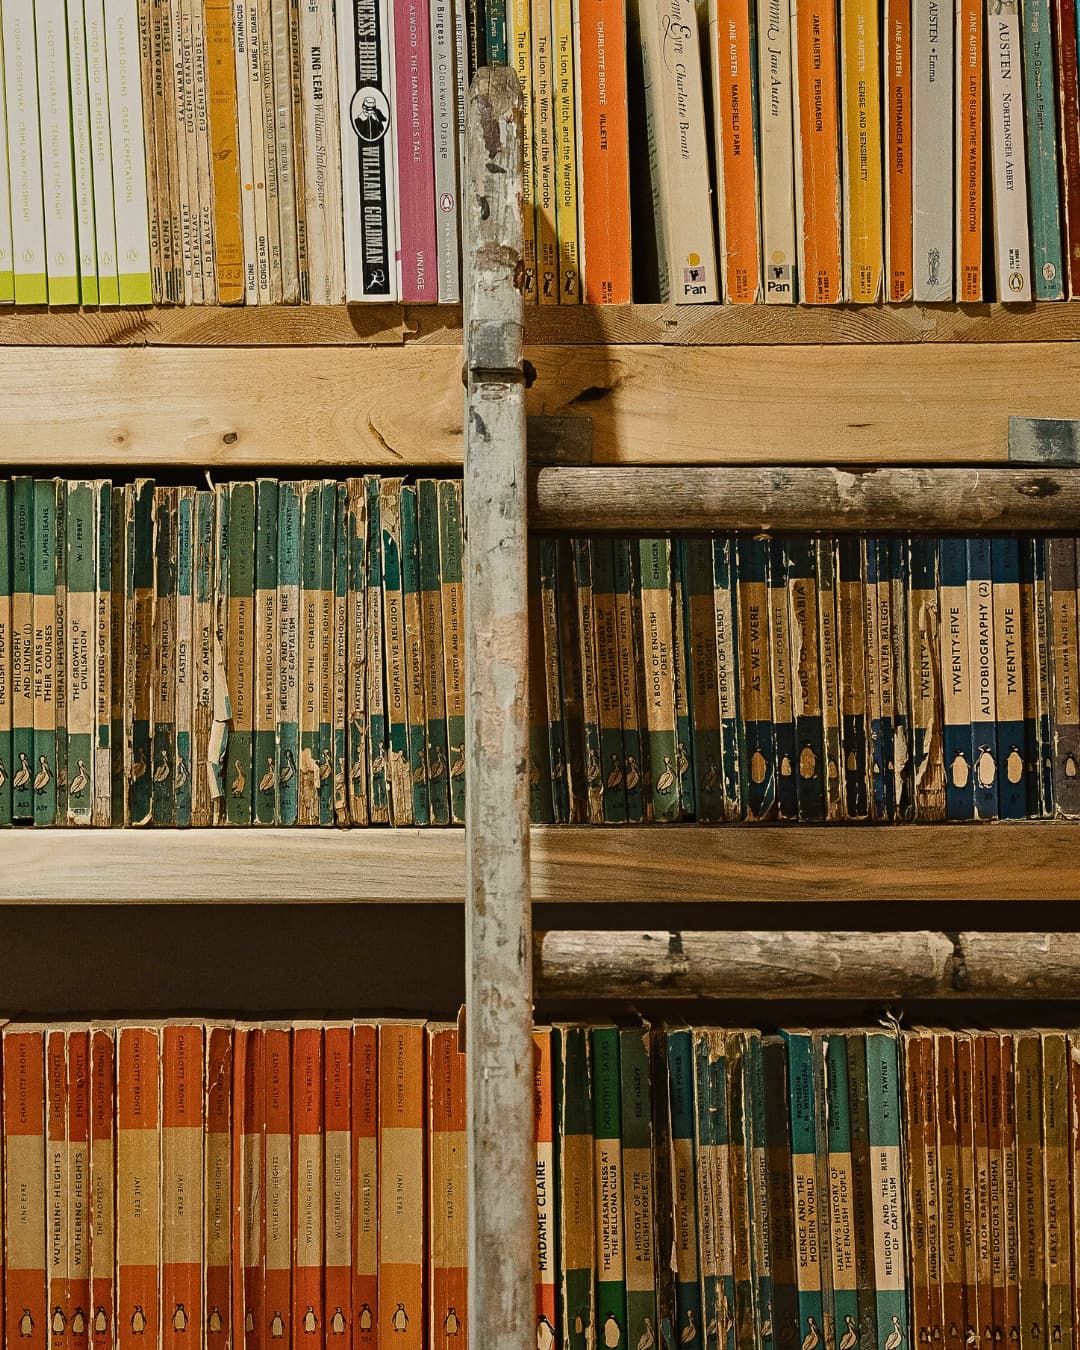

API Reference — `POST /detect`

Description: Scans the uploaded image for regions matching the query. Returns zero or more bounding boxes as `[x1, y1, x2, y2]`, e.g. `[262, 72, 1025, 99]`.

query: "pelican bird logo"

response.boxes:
[175, 757, 189, 788]
[680, 1309, 698, 1345]
[13, 753, 31, 791]
[444, 1308, 461, 1337]
[606, 754, 624, 789]
[319, 749, 333, 782]
[637, 1319, 656, 1350]
[0, 756, 6, 788]
[280, 749, 297, 783]
[676, 741, 690, 776]
[208, 1308, 223, 1334]
[415, 750, 430, 784]
[259, 757, 277, 793]
[802, 1316, 821, 1350]
[173, 1305, 188, 1332]
[131, 1306, 147, 1334]
[624, 755, 641, 790]
[536, 1314, 555, 1350]
[586, 748, 602, 786]
[152, 750, 171, 782]
[69, 759, 89, 796]
[884, 1316, 904, 1350]
[35, 754, 52, 792]
[840, 1315, 859, 1350]
[331, 1309, 346, 1335]
[702, 757, 720, 791]
[269, 1312, 285, 1339]
[655, 755, 677, 794]
[449, 744, 465, 778]
[130, 746, 147, 781]
[428, 744, 447, 779]
[392, 1303, 408, 1333]
[231, 758, 246, 796]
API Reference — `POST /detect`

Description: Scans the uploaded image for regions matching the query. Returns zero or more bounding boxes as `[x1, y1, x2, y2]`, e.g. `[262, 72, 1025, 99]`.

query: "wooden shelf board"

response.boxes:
[1, 302, 1079, 347]
[4, 823, 1075, 902]
[1, 341, 1077, 466]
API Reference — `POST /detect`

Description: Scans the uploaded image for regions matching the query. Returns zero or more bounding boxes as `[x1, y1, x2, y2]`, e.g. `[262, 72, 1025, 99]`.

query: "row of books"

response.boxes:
[5, 480, 1080, 829]
[5, 0, 1079, 310]
[532, 533, 1080, 825]
[2, 1021, 1077, 1350]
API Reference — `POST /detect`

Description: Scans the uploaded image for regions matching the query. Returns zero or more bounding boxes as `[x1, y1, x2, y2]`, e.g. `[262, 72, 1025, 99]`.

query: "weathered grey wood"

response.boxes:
[535, 930, 1080, 999]
[530, 465, 1080, 533]
[463, 67, 534, 1350]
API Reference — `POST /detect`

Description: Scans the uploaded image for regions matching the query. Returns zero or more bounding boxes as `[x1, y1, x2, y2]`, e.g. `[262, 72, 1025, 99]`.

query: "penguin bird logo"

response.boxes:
[173, 1305, 188, 1333]
[131, 1306, 147, 1335]
[207, 1308, 223, 1334]
[19, 1310, 34, 1338]
[392, 1303, 408, 1333]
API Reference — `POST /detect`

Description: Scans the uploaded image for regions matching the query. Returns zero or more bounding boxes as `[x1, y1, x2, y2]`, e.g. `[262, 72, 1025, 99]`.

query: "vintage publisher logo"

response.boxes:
[350, 87, 391, 143]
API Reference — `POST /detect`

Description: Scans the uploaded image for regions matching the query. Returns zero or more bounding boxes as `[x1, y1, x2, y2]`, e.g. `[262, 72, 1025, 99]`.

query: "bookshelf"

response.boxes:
[4, 62, 1080, 1350]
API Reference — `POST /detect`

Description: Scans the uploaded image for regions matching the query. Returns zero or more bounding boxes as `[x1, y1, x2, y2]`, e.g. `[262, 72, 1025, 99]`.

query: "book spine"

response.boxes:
[0, 24, 13, 300]
[274, 482, 300, 825]
[205, 1026, 233, 1350]
[638, 538, 680, 822]
[316, 485, 334, 828]
[337, 0, 398, 301]
[429, 0, 461, 303]
[613, 539, 645, 823]
[345, 481, 369, 825]
[36, 0, 80, 303]
[783, 1032, 824, 1350]
[768, 537, 798, 820]
[735, 534, 776, 820]
[292, 1026, 323, 1348]
[287, 0, 309, 302]
[5, 1028, 48, 1350]
[352, 1023, 378, 1349]
[229, 0, 257, 302]
[887, 538, 913, 820]
[109, 488, 125, 826]
[864, 1032, 907, 1350]
[839, 0, 883, 300]
[939, 537, 975, 820]
[378, 1023, 424, 1350]
[1048, 538, 1080, 815]
[692, 1029, 722, 1350]
[429, 1025, 467, 1349]
[911, 0, 954, 297]
[575, 0, 632, 302]
[0, 481, 10, 824]
[815, 538, 843, 822]
[65, 484, 96, 826]
[47, 1028, 71, 1350]
[162, 1025, 204, 1350]
[989, 537, 1026, 818]
[1068, 1036, 1080, 1350]
[537, 538, 569, 825]
[685, 537, 724, 822]
[763, 1036, 797, 1350]
[1056, 0, 1080, 296]
[592, 1027, 627, 1348]
[225, 483, 255, 825]
[255, 0, 283, 303]
[400, 484, 429, 826]
[592, 539, 626, 824]
[1021, 0, 1065, 296]
[67, 0, 99, 303]
[953, 0, 983, 299]
[84, 0, 119, 302]
[191, 491, 215, 828]
[558, 1025, 596, 1350]
[507, 0, 538, 301]
[710, 0, 764, 303]
[33, 481, 58, 827]
[151, 488, 178, 826]
[54, 490, 67, 830]
[811, 1034, 835, 1350]
[127, 482, 154, 827]
[437, 479, 464, 825]
[532, 0, 559, 303]
[269, 0, 299, 302]
[710, 536, 742, 821]
[902, 1034, 931, 1350]
[527, 541, 555, 825]
[787, 535, 826, 822]
[117, 1027, 160, 1350]
[298, 482, 321, 825]
[484, 0, 506, 56]
[393, 0, 437, 301]
[907, 538, 945, 821]
[365, 479, 390, 825]
[254, 481, 280, 825]
[748, 1034, 776, 1350]
[670, 541, 695, 818]
[91, 485, 112, 827]
[174, 489, 194, 827]
[919, 1035, 943, 1345]
[204, 0, 244, 302]
[298, 0, 344, 303]
[956, 1035, 980, 1348]
[791, 0, 843, 300]
[987, 0, 1032, 298]
[238, 1029, 265, 1350]
[972, 1037, 993, 1350]
[1015, 1033, 1046, 1346]
[381, 479, 413, 825]
[264, 1027, 291, 1348]
[882, 0, 913, 299]
[755, 0, 798, 299]
[934, 1034, 963, 1350]
[667, 1029, 704, 1350]
[725, 1033, 755, 1350]
[1019, 538, 1051, 816]
[574, 539, 606, 823]
[836, 537, 869, 820]
[825, 1035, 858, 1350]
[966, 537, 998, 820]
[1043, 1032, 1071, 1349]
[2, 0, 48, 302]
[465, 0, 484, 75]
[90, 1028, 115, 1350]
[532, 1029, 557, 1345]
[552, 0, 580, 302]
[863, 539, 891, 821]
[557, 536, 589, 822]
[619, 1028, 656, 1350]
[179, 0, 204, 304]
[335, 484, 350, 825]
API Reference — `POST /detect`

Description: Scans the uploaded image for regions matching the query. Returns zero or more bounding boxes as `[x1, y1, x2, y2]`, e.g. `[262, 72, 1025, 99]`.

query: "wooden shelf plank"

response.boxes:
[4, 823, 1077, 902]
[1, 341, 1077, 466]
[531, 467, 1080, 532]
[0, 830, 466, 902]
[3, 302, 1080, 347]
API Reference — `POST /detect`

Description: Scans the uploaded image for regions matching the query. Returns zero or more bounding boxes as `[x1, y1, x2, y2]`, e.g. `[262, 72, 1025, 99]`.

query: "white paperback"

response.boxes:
[270, 0, 301, 302]
[174, 0, 200, 303]
[256, 0, 284, 300]
[986, 0, 1030, 299]
[232, 0, 260, 301]
[244, 0, 274, 301]
[66, 0, 99, 303]
[83, 0, 120, 303]
[3, 0, 48, 303]
[336, 0, 399, 300]
[912, 0, 953, 299]
[190, 0, 217, 301]
[104, 0, 153, 303]
[36, 0, 80, 303]
[430, 0, 461, 302]
[756, 0, 798, 301]
[0, 31, 12, 302]
[300, 0, 346, 302]
[633, 0, 718, 301]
